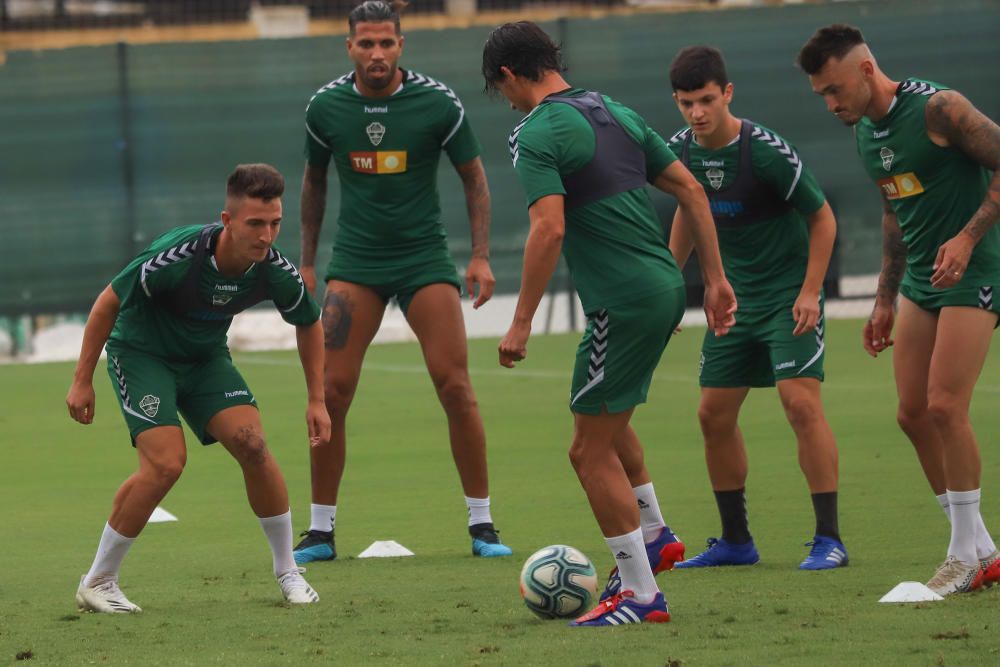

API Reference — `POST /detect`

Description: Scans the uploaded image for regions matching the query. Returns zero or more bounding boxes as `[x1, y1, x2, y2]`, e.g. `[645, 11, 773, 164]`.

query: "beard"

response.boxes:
[359, 63, 397, 91]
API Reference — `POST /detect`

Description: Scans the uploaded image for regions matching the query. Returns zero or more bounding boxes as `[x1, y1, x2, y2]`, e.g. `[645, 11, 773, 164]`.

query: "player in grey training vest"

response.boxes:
[798, 24, 1000, 595]
[665, 46, 845, 572]
[483, 21, 736, 626]
[67, 164, 329, 612]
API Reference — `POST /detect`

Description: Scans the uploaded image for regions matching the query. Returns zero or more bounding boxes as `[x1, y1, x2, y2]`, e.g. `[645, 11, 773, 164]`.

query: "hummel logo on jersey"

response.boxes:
[366, 121, 386, 146]
[225, 390, 250, 398]
[775, 360, 796, 371]
[139, 394, 160, 418]
[706, 167, 724, 190]
[880, 146, 894, 171]
[614, 551, 632, 560]
[873, 129, 889, 139]
[215, 284, 237, 292]
[701, 159, 724, 167]
[364, 105, 388, 114]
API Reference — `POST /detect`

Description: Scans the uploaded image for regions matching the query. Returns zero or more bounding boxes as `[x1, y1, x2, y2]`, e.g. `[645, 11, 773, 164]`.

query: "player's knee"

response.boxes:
[434, 374, 477, 414]
[698, 404, 736, 438]
[896, 403, 926, 434]
[567, 438, 588, 472]
[146, 453, 185, 486]
[782, 397, 822, 432]
[927, 391, 966, 428]
[231, 428, 270, 466]
[324, 375, 357, 410]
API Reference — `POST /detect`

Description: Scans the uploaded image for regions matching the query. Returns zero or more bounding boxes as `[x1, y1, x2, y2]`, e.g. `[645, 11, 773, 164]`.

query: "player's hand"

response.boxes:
[300, 265, 318, 297]
[792, 289, 821, 336]
[499, 321, 530, 368]
[67, 381, 96, 424]
[863, 302, 895, 357]
[466, 257, 496, 309]
[305, 399, 331, 448]
[931, 231, 975, 289]
[703, 279, 737, 337]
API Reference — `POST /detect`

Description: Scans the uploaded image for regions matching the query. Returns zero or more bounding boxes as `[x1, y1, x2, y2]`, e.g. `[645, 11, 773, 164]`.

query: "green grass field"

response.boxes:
[2, 319, 998, 665]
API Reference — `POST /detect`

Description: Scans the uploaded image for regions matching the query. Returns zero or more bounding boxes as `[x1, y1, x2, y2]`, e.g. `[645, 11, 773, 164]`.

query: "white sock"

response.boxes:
[605, 527, 659, 604]
[84, 523, 135, 587]
[259, 510, 297, 577]
[937, 491, 995, 559]
[632, 483, 667, 543]
[309, 504, 336, 533]
[946, 489, 980, 565]
[975, 512, 998, 560]
[936, 493, 951, 522]
[465, 496, 492, 527]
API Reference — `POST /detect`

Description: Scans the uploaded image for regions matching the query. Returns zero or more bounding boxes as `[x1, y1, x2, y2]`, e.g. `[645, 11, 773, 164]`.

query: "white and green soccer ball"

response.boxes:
[519, 545, 598, 619]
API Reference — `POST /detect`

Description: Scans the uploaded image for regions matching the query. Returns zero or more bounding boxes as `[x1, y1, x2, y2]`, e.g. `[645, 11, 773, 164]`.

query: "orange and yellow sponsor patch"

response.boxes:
[877, 172, 924, 200]
[349, 151, 407, 174]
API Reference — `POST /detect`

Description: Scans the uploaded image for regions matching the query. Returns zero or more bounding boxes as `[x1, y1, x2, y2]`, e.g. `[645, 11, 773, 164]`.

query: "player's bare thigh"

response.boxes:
[321, 280, 387, 385]
[405, 283, 471, 377]
[893, 296, 938, 409]
[928, 306, 998, 408]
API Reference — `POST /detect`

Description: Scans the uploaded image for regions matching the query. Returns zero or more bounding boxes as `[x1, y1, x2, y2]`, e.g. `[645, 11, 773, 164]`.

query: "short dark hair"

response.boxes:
[797, 24, 866, 75]
[348, 0, 408, 36]
[669, 46, 729, 92]
[482, 21, 564, 93]
[227, 164, 285, 202]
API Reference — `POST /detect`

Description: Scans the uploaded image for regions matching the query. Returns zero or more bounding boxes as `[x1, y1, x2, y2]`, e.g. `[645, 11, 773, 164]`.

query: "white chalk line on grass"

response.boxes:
[233, 355, 1000, 394]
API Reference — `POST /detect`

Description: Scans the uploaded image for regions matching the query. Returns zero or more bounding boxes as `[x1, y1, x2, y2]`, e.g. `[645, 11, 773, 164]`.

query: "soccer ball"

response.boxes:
[519, 544, 598, 619]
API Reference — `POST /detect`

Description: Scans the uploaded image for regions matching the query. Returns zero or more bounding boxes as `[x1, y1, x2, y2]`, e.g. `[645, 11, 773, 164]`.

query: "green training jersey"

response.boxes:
[305, 69, 481, 264]
[669, 122, 826, 305]
[856, 78, 1000, 290]
[508, 89, 684, 313]
[108, 224, 320, 361]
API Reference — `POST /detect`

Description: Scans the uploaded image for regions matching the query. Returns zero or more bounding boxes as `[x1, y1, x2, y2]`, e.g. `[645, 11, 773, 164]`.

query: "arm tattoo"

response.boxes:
[300, 164, 328, 268]
[455, 158, 492, 260]
[877, 195, 907, 303]
[926, 91, 1000, 243]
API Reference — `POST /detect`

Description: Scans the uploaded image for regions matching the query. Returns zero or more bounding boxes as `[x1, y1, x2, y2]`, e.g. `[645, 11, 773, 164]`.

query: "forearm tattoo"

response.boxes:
[457, 159, 492, 259]
[878, 209, 907, 303]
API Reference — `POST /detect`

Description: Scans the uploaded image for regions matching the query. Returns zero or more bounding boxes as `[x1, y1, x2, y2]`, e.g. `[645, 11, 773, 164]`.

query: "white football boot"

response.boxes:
[277, 570, 320, 604]
[76, 575, 142, 613]
[926, 556, 983, 596]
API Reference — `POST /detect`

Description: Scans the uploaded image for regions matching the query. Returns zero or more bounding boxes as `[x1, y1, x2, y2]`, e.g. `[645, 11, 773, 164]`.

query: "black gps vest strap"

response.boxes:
[545, 91, 648, 211]
[680, 119, 792, 228]
[160, 223, 271, 320]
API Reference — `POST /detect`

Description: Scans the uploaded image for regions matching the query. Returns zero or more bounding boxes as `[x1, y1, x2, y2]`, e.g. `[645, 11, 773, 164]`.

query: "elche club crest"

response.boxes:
[366, 122, 386, 146]
[139, 394, 160, 418]
[706, 167, 725, 190]
[880, 146, 895, 171]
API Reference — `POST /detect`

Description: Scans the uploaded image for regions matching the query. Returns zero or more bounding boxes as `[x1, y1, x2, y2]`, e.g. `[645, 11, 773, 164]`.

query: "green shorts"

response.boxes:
[105, 347, 257, 446]
[699, 293, 825, 388]
[570, 287, 686, 415]
[901, 282, 999, 323]
[326, 247, 461, 313]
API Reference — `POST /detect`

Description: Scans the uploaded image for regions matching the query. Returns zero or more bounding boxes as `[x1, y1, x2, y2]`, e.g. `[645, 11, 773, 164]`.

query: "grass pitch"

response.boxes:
[2, 318, 998, 665]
